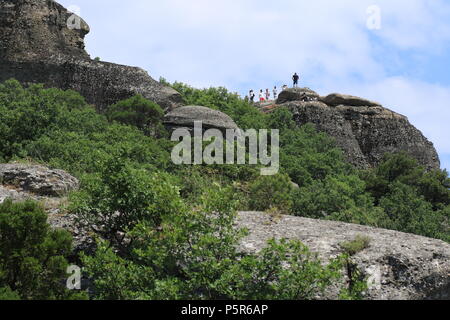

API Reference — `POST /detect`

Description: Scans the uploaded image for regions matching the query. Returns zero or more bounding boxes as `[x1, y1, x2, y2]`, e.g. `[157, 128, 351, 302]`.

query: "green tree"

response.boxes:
[106, 95, 165, 137]
[70, 157, 184, 252]
[248, 174, 295, 213]
[379, 182, 446, 239]
[0, 200, 86, 300]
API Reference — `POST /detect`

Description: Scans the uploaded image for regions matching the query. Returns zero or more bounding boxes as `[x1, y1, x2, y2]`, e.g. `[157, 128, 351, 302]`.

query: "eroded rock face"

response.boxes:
[276, 88, 440, 170]
[163, 105, 239, 133]
[237, 211, 450, 300]
[0, 0, 183, 111]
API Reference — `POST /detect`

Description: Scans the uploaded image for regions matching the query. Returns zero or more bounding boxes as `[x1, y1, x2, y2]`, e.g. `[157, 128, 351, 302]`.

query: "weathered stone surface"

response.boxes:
[163, 106, 239, 132]
[0, 163, 79, 197]
[237, 211, 450, 300]
[0, 163, 91, 254]
[0, 0, 183, 111]
[281, 100, 440, 170]
[320, 93, 381, 107]
[0, 0, 90, 61]
[276, 87, 320, 104]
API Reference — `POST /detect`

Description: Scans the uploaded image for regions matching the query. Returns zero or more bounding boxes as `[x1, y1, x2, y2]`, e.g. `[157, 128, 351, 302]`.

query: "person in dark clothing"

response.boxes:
[292, 73, 300, 88]
[249, 90, 255, 103]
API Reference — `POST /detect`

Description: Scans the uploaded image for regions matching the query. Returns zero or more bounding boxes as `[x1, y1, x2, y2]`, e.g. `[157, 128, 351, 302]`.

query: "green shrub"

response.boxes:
[379, 182, 447, 239]
[292, 174, 375, 218]
[106, 95, 165, 137]
[70, 156, 184, 251]
[340, 235, 372, 256]
[248, 174, 294, 213]
[0, 200, 86, 300]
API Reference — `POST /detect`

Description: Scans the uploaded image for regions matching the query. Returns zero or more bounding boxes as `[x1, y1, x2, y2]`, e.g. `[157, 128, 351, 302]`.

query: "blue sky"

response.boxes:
[59, 0, 450, 172]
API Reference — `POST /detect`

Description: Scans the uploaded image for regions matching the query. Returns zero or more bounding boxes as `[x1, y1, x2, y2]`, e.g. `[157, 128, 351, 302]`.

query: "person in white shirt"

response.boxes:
[259, 90, 265, 102]
[273, 86, 278, 100]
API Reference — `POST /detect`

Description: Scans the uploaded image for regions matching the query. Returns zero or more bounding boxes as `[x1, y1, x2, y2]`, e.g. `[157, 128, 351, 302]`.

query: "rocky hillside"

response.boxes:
[0, 0, 182, 111]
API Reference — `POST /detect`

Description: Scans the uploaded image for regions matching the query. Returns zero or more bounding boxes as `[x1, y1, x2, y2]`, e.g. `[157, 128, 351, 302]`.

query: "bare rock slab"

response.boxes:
[237, 211, 450, 300]
[0, 163, 79, 197]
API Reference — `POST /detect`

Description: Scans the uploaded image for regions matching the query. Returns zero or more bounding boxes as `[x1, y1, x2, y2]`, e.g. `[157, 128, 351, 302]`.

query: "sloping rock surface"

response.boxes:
[237, 211, 450, 300]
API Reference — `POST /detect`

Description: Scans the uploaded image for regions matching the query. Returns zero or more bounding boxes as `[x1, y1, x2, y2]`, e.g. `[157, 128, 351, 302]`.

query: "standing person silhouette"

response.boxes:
[292, 73, 300, 88]
[265, 89, 270, 101]
[249, 90, 255, 103]
[273, 86, 278, 100]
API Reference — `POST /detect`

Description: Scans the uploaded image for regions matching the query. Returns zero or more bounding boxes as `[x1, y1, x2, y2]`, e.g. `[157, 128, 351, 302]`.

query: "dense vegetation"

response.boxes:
[0, 78, 448, 300]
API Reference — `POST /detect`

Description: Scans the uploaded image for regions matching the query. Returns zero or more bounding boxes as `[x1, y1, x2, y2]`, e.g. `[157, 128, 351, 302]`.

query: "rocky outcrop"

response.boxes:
[276, 88, 440, 170]
[0, 163, 79, 197]
[276, 88, 320, 104]
[163, 106, 239, 133]
[320, 93, 381, 107]
[0, 0, 183, 111]
[237, 211, 450, 300]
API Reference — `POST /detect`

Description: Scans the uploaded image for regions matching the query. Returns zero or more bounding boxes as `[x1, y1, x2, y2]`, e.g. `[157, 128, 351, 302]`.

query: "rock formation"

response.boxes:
[163, 105, 239, 133]
[275, 88, 440, 170]
[0, 0, 183, 111]
[238, 211, 450, 300]
[276, 87, 320, 104]
[0, 163, 79, 197]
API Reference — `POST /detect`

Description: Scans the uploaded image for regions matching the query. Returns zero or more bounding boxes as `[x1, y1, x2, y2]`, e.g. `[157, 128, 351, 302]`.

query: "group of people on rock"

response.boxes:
[248, 73, 301, 103]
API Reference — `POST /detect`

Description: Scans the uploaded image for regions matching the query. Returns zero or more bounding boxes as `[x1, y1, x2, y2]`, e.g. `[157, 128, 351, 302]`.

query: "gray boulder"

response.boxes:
[276, 87, 320, 104]
[0, 163, 79, 197]
[163, 106, 239, 132]
[321, 93, 381, 107]
[0, 0, 183, 111]
[237, 211, 450, 300]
